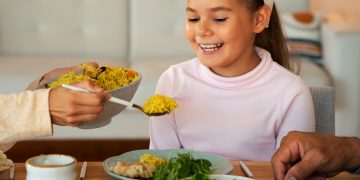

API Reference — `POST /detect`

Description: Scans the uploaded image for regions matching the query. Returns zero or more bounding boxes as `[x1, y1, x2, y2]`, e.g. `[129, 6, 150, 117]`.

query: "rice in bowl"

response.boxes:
[47, 64, 142, 129]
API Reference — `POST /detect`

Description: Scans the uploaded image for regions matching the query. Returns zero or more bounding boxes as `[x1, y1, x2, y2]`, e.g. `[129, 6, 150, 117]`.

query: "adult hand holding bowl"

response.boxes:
[45, 63, 142, 129]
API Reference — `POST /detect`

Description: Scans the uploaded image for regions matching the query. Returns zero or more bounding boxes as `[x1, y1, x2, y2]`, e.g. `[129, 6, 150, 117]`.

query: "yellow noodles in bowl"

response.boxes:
[143, 94, 178, 114]
[48, 64, 139, 90]
[46, 63, 141, 129]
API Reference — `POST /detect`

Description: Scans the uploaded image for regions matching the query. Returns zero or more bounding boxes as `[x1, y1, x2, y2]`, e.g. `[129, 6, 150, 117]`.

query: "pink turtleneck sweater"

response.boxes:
[149, 48, 315, 161]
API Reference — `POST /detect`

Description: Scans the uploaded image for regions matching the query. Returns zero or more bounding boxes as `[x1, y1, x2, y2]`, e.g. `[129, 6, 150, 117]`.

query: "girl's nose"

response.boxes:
[196, 21, 212, 37]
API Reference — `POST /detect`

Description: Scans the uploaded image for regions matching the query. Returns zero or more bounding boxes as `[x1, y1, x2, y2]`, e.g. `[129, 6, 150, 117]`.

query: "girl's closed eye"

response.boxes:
[188, 17, 200, 23]
[214, 17, 229, 22]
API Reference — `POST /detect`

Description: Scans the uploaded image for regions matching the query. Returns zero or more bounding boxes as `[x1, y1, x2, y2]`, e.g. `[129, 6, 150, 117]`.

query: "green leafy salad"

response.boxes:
[152, 152, 213, 180]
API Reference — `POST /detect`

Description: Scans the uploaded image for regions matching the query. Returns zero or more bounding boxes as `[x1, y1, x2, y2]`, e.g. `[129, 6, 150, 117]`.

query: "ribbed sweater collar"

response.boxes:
[197, 47, 273, 89]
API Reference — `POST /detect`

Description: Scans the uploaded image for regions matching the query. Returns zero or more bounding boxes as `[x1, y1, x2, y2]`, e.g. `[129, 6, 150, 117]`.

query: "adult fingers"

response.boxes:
[64, 103, 105, 115]
[63, 113, 102, 125]
[50, 86, 107, 112]
[271, 151, 288, 180]
[272, 150, 300, 180]
[284, 159, 317, 180]
[85, 61, 99, 68]
[57, 86, 103, 104]
[71, 80, 104, 93]
[272, 164, 286, 180]
[272, 140, 302, 180]
[72, 80, 111, 99]
[69, 91, 108, 105]
[71, 62, 99, 72]
[51, 112, 101, 126]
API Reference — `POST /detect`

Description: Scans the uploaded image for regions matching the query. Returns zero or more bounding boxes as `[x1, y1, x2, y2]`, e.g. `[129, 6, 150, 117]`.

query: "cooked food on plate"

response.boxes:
[111, 152, 212, 180]
[0, 151, 14, 172]
[48, 63, 139, 90]
[139, 154, 167, 166]
[112, 153, 166, 179]
[112, 162, 156, 179]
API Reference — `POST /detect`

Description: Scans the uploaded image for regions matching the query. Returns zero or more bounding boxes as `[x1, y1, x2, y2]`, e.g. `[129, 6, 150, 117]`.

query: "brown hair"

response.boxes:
[241, 0, 299, 74]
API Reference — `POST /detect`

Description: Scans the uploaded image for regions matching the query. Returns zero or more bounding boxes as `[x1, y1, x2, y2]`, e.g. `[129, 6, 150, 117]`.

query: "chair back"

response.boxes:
[310, 86, 335, 135]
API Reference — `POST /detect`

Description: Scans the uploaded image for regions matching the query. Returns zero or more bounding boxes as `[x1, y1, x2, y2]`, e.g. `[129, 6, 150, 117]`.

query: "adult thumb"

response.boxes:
[285, 160, 316, 180]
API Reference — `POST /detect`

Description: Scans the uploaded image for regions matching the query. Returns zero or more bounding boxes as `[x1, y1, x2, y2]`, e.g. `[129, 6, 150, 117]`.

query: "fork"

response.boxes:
[239, 161, 253, 178]
[80, 161, 87, 180]
[9, 166, 15, 180]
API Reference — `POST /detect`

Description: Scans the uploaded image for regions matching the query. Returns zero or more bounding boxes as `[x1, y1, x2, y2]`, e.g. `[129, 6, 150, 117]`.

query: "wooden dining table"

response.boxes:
[3, 161, 359, 180]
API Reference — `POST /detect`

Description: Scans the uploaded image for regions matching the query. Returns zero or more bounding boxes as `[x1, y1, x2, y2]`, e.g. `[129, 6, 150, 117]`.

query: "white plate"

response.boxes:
[207, 174, 254, 180]
[103, 149, 233, 180]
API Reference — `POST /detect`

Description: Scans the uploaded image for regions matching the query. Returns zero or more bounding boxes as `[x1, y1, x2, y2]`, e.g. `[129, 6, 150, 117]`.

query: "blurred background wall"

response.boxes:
[311, 0, 360, 20]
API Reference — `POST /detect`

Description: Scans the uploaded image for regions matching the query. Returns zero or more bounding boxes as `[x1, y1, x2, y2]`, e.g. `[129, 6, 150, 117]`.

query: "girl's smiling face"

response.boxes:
[185, 0, 261, 77]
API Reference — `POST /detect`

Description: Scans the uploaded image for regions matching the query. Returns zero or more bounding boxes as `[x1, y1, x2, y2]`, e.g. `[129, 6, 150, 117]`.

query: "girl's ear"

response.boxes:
[253, 5, 272, 33]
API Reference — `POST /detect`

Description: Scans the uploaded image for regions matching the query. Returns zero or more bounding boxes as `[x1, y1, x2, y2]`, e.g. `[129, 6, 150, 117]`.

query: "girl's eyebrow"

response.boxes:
[186, 7, 196, 12]
[209, 6, 232, 12]
[186, 6, 232, 13]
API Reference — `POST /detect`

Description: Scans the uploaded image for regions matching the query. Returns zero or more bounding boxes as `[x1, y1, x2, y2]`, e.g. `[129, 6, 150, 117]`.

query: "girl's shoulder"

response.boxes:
[269, 62, 309, 91]
[257, 47, 304, 86]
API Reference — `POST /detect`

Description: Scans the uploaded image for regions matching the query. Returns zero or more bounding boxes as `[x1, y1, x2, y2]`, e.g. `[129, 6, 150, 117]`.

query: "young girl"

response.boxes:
[149, 0, 315, 161]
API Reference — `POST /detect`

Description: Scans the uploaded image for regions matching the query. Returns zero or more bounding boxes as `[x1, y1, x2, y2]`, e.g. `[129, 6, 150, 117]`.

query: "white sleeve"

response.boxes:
[276, 78, 315, 148]
[0, 89, 53, 151]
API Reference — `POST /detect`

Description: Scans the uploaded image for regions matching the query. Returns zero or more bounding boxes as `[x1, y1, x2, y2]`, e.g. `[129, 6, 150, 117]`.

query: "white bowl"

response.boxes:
[78, 73, 142, 129]
[25, 154, 77, 180]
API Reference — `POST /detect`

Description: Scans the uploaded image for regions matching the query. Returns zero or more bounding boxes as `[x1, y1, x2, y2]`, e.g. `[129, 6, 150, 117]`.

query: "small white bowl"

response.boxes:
[25, 154, 77, 180]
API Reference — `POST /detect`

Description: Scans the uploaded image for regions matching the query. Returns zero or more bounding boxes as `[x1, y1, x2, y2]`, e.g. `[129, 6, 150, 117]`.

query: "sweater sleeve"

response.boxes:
[276, 78, 315, 148]
[149, 68, 182, 149]
[0, 89, 53, 152]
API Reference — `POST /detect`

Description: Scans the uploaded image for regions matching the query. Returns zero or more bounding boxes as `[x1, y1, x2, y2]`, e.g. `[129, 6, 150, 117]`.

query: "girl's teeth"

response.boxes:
[200, 43, 222, 52]
[203, 47, 218, 52]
